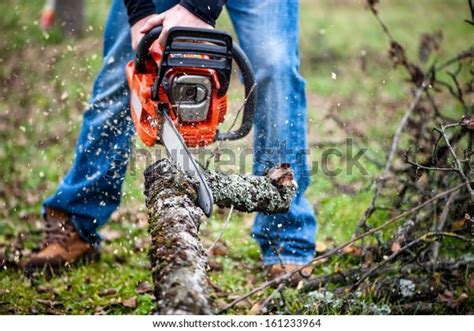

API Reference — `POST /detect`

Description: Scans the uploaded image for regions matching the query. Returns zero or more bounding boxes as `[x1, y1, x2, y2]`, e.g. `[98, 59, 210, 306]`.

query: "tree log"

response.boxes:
[204, 163, 296, 213]
[144, 159, 297, 314]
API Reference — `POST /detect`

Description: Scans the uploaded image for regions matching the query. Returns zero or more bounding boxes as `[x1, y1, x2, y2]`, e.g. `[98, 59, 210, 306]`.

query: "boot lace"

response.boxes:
[43, 216, 75, 247]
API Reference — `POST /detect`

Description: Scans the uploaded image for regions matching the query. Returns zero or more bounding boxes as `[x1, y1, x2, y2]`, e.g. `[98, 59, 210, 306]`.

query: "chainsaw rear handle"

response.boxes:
[134, 26, 256, 142]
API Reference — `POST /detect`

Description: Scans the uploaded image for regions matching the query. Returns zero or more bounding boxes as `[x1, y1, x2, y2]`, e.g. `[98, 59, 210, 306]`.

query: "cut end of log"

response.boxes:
[266, 163, 298, 188]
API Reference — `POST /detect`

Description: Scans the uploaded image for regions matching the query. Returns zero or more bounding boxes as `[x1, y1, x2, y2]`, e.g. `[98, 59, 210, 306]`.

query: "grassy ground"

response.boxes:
[0, 0, 471, 314]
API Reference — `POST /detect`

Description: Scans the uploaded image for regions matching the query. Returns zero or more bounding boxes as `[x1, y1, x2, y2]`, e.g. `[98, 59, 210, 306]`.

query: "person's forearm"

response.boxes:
[179, 0, 227, 26]
[124, 0, 156, 26]
[123, 0, 227, 27]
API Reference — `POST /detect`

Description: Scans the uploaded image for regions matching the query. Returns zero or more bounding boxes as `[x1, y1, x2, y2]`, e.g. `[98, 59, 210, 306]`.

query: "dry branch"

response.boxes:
[217, 183, 468, 313]
[349, 232, 473, 293]
[144, 159, 297, 314]
[204, 164, 296, 213]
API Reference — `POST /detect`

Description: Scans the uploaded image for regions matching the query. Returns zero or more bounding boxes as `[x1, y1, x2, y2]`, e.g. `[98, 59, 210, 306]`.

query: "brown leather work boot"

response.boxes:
[24, 207, 100, 274]
[267, 264, 313, 287]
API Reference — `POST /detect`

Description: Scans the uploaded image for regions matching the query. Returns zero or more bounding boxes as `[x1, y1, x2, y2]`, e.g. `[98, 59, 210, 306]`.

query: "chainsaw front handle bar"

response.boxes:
[134, 26, 257, 142]
[135, 26, 164, 74]
[217, 43, 256, 141]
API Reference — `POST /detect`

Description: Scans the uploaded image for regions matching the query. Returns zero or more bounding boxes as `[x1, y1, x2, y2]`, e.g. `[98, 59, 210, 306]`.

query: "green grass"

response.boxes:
[0, 0, 471, 315]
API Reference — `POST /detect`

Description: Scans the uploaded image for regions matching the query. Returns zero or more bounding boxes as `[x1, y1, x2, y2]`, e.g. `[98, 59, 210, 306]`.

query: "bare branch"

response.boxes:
[217, 183, 468, 314]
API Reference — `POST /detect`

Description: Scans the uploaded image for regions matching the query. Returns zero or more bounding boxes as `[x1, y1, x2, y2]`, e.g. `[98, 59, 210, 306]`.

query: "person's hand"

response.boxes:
[131, 15, 153, 51]
[131, 4, 213, 51]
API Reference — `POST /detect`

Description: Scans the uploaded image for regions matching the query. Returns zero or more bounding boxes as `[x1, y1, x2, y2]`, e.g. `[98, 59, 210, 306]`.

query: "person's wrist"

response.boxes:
[179, 0, 218, 27]
[131, 14, 158, 50]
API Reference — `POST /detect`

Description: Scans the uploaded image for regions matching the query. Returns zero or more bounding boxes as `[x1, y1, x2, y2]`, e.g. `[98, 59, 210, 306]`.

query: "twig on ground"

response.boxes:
[254, 283, 285, 315]
[436, 124, 474, 200]
[355, 81, 428, 233]
[206, 205, 234, 255]
[217, 182, 467, 314]
[349, 231, 474, 293]
[430, 191, 459, 262]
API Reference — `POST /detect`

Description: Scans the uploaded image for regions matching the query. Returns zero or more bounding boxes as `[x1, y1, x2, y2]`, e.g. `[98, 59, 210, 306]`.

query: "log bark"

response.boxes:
[204, 163, 296, 213]
[144, 159, 297, 314]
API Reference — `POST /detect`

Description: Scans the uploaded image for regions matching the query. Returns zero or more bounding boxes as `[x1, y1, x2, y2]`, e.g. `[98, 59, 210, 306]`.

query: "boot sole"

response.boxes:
[24, 249, 102, 278]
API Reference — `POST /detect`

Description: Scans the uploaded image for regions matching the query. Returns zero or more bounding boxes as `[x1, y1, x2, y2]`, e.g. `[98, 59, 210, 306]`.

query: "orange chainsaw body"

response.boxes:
[126, 43, 227, 148]
[126, 27, 255, 150]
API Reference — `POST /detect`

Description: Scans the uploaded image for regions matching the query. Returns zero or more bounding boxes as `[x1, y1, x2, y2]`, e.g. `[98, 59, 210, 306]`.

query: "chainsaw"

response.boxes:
[126, 26, 256, 217]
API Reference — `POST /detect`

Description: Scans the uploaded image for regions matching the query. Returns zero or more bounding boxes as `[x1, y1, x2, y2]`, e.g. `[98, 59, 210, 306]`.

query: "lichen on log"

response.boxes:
[204, 163, 297, 213]
[143, 159, 297, 314]
[144, 159, 210, 315]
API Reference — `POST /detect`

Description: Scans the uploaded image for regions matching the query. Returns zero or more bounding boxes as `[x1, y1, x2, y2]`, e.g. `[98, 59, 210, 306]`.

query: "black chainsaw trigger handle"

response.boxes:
[215, 43, 257, 142]
[135, 26, 163, 74]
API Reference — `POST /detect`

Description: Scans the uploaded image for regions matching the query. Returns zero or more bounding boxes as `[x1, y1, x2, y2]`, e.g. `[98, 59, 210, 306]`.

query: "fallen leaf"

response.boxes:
[99, 288, 117, 297]
[242, 214, 254, 228]
[342, 244, 362, 256]
[437, 290, 456, 307]
[316, 242, 327, 253]
[110, 211, 121, 222]
[136, 281, 153, 295]
[246, 274, 258, 286]
[35, 299, 62, 308]
[235, 298, 253, 309]
[324, 236, 336, 244]
[451, 218, 467, 231]
[391, 241, 401, 253]
[456, 293, 468, 307]
[101, 228, 121, 242]
[461, 115, 474, 131]
[249, 302, 262, 315]
[207, 260, 223, 271]
[94, 306, 106, 315]
[391, 234, 406, 253]
[468, 273, 474, 290]
[35, 299, 51, 305]
[432, 272, 441, 286]
[214, 299, 228, 311]
[136, 213, 148, 229]
[133, 237, 151, 252]
[121, 297, 137, 309]
[208, 240, 228, 257]
[35, 285, 52, 294]
[437, 290, 466, 309]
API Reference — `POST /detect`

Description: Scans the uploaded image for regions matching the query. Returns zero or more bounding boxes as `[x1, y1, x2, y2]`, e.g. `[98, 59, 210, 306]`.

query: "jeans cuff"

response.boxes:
[261, 254, 315, 266]
[68, 214, 103, 248]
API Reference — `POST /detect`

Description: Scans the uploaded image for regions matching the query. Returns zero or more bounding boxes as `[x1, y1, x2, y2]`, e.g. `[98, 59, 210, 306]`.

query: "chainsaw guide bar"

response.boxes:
[161, 109, 214, 217]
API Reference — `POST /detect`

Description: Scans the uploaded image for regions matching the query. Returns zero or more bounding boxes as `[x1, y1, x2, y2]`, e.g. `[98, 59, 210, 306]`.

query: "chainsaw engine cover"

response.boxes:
[126, 52, 227, 147]
[170, 75, 212, 123]
[126, 26, 256, 148]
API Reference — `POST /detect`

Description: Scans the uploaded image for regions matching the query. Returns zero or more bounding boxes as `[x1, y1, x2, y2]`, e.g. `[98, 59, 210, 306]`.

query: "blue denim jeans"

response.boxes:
[43, 0, 317, 265]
